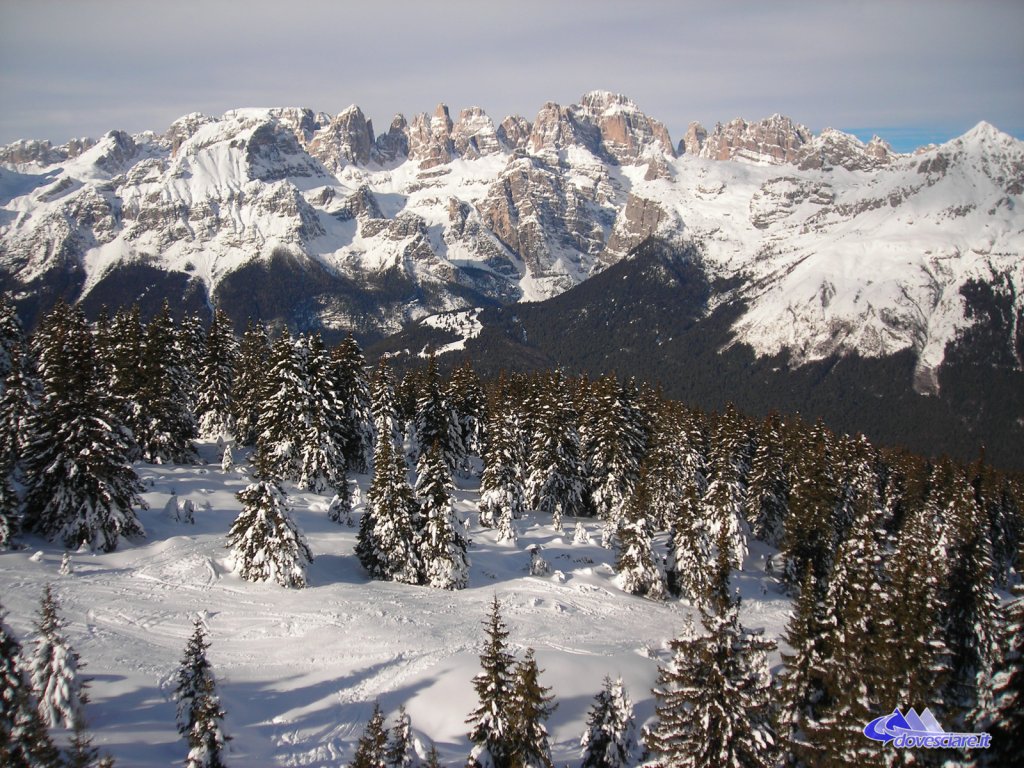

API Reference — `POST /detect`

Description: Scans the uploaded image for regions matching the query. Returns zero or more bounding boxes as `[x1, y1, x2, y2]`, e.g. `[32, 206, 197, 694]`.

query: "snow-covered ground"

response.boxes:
[0, 442, 791, 766]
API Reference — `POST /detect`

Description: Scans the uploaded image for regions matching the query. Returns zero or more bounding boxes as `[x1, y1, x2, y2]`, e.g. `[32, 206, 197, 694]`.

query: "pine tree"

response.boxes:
[801, 501, 894, 766]
[0, 296, 25, 382]
[174, 620, 229, 768]
[466, 597, 517, 768]
[580, 676, 638, 768]
[195, 308, 237, 439]
[350, 701, 388, 768]
[423, 743, 441, 768]
[649, 604, 777, 768]
[776, 566, 831, 768]
[356, 437, 421, 585]
[231, 320, 271, 447]
[415, 442, 470, 590]
[508, 649, 556, 768]
[447, 361, 486, 478]
[0, 357, 33, 549]
[939, 466, 1000, 731]
[229, 479, 313, 588]
[298, 333, 348, 493]
[582, 375, 646, 525]
[641, 397, 705, 531]
[371, 360, 403, 457]
[525, 370, 586, 529]
[386, 704, 415, 768]
[614, 469, 665, 600]
[1, 600, 61, 768]
[781, 435, 839, 588]
[410, 355, 461, 472]
[989, 573, 1024, 767]
[745, 412, 789, 547]
[333, 335, 374, 475]
[23, 302, 145, 552]
[136, 301, 198, 463]
[479, 387, 526, 529]
[665, 479, 714, 604]
[28, 585, 88, 730]
[254, 329, 306, 481]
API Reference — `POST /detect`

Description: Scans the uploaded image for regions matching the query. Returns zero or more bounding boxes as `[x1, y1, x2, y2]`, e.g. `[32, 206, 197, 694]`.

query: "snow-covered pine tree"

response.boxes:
[415, 442, 470, 590]
[253, 329, 306, 481]
[350, 701, 388, 768]
[22, 302, 145, 552]
[580, 676, 638, 768]
[28, 585, 88, 730]
[328, 484, 355, 527]
[989, 569, 1024, 767]
[446, 361, 485, 478]
[780, 433, 839, 589]
[231, 320, 271, 447]
[195, 308, 238, 440]
[136, 301, 199, 464]
[356, 437, 421, 585]
[801, 499, 894, 765]
[648, 604, 777, 768]
[572, 520, 591, 545]
[1, 599, 61, 767]
[744, 412, 789, 547]
[581, 375, 646, 526]
[775, 566, 830, 768]
[371, 360, 403, 457]
[614, 469, 665, 600]
[174, 620, 229, 768]
[385, 704, 415, 768]
[479, 385, 526, 529]
[0, 345, 37, 475]
[410, 355, 461, 472]
[525, 370, 586, 530]
[937, 463, 1000, 732]
[884, 494, 950, 732]
[703, 412, 749, 574]
[298, 333, 348, 493]
[664, 479, 714, 604]
[640, 397, 705, 531]
[96, 304, 146, 458]
[422, 743, 441, 768]
[466, 596, 517, 768]
[220, 443, 234, 473]
[332, 334, 374, 475]
[0, 296, 25, 381]
[229, 479, 313, 588]
[508, 648, 556, 768]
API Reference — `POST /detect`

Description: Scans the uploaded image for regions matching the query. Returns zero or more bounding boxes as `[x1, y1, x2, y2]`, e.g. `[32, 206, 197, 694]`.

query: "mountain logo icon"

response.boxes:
[863, 708, 991, 750]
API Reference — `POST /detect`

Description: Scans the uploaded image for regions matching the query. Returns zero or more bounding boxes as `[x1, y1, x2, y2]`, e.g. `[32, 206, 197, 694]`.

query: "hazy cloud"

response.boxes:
[1, 0, 1021, 151]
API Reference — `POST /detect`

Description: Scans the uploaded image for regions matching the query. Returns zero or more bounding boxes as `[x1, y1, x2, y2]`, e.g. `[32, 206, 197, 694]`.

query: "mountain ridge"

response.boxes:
[1, 92, 1021, 408]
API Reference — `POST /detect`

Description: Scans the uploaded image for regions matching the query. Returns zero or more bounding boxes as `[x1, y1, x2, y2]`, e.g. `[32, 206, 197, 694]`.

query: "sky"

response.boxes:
[1, 0, 1022, 153]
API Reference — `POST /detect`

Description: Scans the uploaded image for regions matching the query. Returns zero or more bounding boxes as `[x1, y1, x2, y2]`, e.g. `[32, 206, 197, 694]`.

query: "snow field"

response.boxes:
[0, 442, 792, 766]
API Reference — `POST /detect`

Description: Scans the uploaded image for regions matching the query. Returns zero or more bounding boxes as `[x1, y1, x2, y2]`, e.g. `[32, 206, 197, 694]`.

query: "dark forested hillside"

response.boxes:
[371, 238, 1024, 470]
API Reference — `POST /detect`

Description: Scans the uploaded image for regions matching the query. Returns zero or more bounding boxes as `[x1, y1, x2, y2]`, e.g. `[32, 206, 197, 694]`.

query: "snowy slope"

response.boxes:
[1, 94, 1022, 371]
[0, 443, 790, 766]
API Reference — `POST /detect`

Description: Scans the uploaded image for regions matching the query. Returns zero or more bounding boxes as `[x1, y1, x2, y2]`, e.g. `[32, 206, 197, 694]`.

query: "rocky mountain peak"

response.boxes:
[373, 115, 410, 164]
[307, 105, 375, 170]
[678, 122, 708, 156]
[497, 115, 532, 153]
[0, 137, 97, 167]
[574, 90, 676, 164]
[528, 101, 601, 156]
[700, 114, 812, 164]
[796, 127, 895, 171]
[408, 104, 455, 169]
[451, 107, 501, 158]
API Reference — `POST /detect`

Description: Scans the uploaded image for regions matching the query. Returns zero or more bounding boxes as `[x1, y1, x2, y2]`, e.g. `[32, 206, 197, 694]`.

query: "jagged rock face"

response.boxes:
[452, 107, 501, 158]
[679, 122, 707, 156]
[408, 104, 454, 169]
[575, 91, 676, 164]
[307, 105, 375, 170]
[2, 97, 1021, 380]
[796, 128, 894, 171]
[0, 137, 96, 166]
[497, 115, 531, 152]
[604, 194, 674, 257]
[528, 102, 601, 156]
[700, 115, 812, 163]
[373, 115, 410, 164]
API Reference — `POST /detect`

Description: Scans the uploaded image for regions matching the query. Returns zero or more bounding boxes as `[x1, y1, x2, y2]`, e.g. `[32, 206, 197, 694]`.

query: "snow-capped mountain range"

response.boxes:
[1, 91, 1022, 385]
